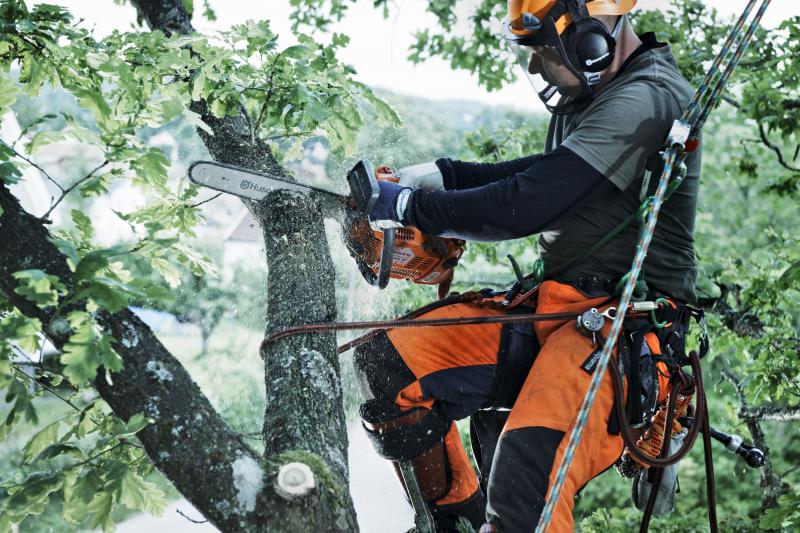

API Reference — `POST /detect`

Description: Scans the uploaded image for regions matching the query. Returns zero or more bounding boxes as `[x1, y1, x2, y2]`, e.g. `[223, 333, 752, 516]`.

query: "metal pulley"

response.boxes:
[576, 308, 605, 343]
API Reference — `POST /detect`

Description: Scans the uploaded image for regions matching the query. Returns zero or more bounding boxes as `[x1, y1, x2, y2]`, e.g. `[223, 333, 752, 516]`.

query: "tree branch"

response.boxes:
[128, 0, 194, 36]
[41, 159, 108, 221]
[189, 192, 222, 208]
[0, 184, 292, 531]
[720, 366, 782, 509]
[722, 95, 800, 174]
[739, 405, 800, 422]
[756, 122, 800, 173]
[12, 147, 65, 193]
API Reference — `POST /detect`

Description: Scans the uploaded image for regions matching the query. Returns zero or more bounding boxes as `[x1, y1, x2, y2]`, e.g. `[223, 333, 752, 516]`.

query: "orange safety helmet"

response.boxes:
[504, 0, 638, 114]
[507, 0, 637, 40]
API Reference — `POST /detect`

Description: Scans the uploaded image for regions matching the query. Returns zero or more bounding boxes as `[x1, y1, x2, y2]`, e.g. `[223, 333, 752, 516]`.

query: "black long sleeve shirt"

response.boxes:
[403, 145, 612, 242]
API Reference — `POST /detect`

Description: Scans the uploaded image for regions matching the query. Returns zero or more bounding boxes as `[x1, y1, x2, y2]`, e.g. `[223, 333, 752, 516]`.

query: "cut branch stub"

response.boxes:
[275, 462, 316, 501]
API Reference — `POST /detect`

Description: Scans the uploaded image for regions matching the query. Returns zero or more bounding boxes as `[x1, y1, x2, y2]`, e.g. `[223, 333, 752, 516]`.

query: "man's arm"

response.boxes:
[403, 145, 613, 241]
[437, 154, 543, 190]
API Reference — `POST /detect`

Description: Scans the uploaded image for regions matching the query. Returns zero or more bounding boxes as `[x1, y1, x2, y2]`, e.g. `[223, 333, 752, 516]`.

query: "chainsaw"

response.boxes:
[187, 159, 465, 296]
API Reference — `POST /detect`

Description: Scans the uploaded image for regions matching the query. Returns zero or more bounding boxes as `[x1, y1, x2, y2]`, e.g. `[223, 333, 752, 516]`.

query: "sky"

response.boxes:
[36, 0, 800, 112]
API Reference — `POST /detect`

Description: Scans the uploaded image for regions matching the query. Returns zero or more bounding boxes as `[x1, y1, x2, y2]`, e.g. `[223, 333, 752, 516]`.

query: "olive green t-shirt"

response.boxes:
[541, 33, 701, 303]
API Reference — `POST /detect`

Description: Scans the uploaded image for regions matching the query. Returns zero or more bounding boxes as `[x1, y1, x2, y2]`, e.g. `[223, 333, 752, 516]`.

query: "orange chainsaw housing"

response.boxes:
[346, 165, 465, 294]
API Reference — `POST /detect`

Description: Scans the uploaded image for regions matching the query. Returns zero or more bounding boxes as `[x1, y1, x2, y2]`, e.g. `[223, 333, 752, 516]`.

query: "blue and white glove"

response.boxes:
[368, 181, 413, 229]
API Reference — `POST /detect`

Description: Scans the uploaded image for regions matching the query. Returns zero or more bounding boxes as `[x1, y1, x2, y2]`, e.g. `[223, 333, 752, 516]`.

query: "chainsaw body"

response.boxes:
[345, 161, 465, 293]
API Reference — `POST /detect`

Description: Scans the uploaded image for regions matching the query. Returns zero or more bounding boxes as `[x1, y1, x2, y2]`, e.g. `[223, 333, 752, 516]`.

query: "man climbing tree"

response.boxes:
[1, 0, 798, 530]
[355, 1, 704, 530]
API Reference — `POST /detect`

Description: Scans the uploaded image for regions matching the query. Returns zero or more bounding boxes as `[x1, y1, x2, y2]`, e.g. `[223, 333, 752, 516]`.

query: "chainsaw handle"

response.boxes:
[377, 228, 395, 289]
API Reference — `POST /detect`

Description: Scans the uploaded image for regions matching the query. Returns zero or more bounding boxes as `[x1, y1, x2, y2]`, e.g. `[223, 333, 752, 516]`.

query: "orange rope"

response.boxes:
[628, 390, 694, 468]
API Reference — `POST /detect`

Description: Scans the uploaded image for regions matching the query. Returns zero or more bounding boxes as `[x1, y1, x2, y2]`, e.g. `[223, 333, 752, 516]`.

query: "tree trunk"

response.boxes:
[0, 186, 346, 531]
[200, 326, 211, 358]
[128, 0, 357, 528]
[1, 0, 358, 530]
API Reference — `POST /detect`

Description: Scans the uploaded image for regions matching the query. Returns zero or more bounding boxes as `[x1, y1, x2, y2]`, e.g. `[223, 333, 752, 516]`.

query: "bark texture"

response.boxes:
[0, 0, 357, 530]
[121, 0, 357, 528]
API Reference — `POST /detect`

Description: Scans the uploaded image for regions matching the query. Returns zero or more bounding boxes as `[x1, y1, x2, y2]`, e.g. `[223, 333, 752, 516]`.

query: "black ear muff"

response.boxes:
[574, 19, 616, 72]
[563, 0, 617, 73]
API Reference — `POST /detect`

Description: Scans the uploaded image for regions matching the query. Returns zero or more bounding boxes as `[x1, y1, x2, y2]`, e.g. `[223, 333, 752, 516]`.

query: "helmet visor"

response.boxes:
[503, 16, 595, 114]
[509, 40, 570, 110]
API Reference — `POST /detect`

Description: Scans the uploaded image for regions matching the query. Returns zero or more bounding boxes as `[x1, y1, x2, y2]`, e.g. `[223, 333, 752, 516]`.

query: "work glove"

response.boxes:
[368, 180, 413, 229]
[396, 161, 444, 190]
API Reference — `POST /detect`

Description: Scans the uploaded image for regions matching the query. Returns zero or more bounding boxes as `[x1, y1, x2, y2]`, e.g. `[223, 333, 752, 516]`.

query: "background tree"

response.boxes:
[0, 0, 399, 530]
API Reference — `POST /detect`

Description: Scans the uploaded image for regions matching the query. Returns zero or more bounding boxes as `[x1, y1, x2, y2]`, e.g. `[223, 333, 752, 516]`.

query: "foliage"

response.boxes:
[0, 0, 398, 528]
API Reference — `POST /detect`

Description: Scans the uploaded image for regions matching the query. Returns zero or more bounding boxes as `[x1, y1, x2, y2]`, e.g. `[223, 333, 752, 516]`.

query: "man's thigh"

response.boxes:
[355, 301, 506, 419]
[486, 317, 624, 532]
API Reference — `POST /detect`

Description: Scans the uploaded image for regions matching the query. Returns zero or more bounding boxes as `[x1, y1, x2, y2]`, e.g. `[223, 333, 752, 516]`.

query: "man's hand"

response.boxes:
[368, 181, 412, 228]
[396, 162, 444, 190]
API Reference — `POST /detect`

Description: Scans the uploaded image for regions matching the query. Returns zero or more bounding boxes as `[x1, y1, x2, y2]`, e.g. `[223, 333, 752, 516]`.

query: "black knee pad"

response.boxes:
[353, 331, 416, 403]
[360, 398, 455, 504]
[360, 398, 450, 462]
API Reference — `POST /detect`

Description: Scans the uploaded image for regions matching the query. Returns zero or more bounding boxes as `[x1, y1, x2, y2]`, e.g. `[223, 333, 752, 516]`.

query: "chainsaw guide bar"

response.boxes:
[188, 160, 349, 203]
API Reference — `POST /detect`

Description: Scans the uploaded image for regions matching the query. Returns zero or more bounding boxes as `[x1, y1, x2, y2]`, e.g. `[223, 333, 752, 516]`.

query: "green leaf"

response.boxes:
[86, 491, 114, 532]
[60, 311, 122, 385]
[280, 44, 310, 60]
[72, 88, 112, 123]
[0, 311, 43, 355]
[71, 209, 94, 244]
[49, 236, 80, 272]
[106, 463, 166, 516]
[112, 412, 151, 439]
[131, 147, 169, 189]
[73, 245, 129, 284]
[3, 472, 64, 522]
[12, 269, 66, 307]
[0, 160, 22, 184]
[0, 73, 19, 115]
[150, 256, 183, 288]
[24, 129, 65, 155]
[80, 277, 133, 312]
[0, 379, 38, 441]
[22, 420, 60, 463]
[63, 467, 104, 523]
[779, 260, 800, 289]
[35, 442, 85, 461]
[75, 399, 103, 438]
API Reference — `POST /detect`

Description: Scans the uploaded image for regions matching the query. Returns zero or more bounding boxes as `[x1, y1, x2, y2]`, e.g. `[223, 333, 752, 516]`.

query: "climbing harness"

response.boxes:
[260, 289, 653, 357]
[534, 1, 773, 531]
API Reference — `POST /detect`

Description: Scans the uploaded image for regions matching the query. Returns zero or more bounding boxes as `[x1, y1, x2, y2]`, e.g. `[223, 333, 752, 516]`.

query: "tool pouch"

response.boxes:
[631, 429, 686, 515]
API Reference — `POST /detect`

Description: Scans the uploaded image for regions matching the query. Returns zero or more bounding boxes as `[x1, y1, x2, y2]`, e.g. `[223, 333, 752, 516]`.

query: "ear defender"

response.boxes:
[565, 0, 618, 73]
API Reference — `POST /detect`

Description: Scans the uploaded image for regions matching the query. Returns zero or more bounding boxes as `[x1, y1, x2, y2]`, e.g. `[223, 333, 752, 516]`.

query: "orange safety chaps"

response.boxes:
[354, 281, 670, 532]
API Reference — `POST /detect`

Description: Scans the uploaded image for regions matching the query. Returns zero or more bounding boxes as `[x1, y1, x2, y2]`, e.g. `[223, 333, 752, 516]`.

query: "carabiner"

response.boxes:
[601, 307, 617, 320]
[650, 297, 672, 328]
